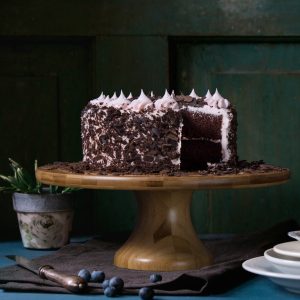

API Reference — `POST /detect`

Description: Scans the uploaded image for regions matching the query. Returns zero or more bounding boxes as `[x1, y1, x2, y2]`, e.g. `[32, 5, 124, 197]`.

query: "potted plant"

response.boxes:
[0, 158, 79, 249]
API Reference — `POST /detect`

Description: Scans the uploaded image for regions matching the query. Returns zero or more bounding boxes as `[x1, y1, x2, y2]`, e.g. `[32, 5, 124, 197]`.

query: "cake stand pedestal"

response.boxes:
[36, 167, 289, 271]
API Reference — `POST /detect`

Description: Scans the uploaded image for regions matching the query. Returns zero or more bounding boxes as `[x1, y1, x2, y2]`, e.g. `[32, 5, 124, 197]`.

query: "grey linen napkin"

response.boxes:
[0, 220, 297, 295]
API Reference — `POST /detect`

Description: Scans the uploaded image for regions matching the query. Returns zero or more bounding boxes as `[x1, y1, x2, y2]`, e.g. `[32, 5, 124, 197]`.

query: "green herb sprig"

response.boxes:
[0, 158, 79, 194]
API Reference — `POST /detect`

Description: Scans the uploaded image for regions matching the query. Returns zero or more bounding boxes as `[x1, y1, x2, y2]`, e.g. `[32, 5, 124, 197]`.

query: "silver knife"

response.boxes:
[6, 255, 87, 293]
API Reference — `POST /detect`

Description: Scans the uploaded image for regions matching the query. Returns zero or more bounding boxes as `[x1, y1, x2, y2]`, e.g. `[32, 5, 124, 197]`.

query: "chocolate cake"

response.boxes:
[81, 89, 237, 173]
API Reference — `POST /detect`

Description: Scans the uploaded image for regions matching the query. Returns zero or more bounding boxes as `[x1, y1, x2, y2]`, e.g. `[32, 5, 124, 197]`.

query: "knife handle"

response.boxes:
[39, 265, 87, 293]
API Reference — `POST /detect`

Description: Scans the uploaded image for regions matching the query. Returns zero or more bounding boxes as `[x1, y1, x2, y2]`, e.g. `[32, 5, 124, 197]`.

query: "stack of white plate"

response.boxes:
[242, 231, 300, 294]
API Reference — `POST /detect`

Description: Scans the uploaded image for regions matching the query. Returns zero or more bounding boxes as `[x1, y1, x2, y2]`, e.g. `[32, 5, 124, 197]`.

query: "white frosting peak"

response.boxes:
[108, 90, 130, 109]
[117, 90, 127, 101]
[212, 89, 224, 101]
[189, 89, 200, 99]
[127, 92, 133, 99]
[205, 90, 212, 99]
[205, 89, 230, 109]
[162, 89, 171, 99]
[127, 89, 153, 112]
[139, 89, 147, 99]
[90, 92, 105, 104]
[154, 89, 179, 110]
[150, 91, 155, 98]
[110, 92, 117, 100]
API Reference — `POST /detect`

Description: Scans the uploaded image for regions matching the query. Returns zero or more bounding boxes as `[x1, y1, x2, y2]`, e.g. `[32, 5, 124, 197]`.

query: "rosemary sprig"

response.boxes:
[0, 158, 80, 194]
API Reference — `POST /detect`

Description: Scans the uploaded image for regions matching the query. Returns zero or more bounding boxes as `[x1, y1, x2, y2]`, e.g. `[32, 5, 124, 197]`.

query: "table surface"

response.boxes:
[0, 238, 299, 300]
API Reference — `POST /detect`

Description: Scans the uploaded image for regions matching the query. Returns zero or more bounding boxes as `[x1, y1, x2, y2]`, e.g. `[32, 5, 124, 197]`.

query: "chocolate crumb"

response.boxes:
[39, 160, 288, 177]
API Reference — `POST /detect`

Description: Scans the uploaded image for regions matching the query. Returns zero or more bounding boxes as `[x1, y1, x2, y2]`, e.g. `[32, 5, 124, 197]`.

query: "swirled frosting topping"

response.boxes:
[127, 90, 154, 112]
[108, 90, 131, 109]
[93, 88, 230, 110]
[205, 89, 230, 109]
[154, 90, 179, 110]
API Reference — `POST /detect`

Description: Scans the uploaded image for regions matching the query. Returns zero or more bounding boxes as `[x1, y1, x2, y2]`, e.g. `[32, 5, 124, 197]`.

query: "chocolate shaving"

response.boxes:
[40, 160, 288, 177]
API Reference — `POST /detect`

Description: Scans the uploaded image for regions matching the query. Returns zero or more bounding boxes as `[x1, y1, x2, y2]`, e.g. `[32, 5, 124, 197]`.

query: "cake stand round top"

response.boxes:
[36, 163, 290, 191]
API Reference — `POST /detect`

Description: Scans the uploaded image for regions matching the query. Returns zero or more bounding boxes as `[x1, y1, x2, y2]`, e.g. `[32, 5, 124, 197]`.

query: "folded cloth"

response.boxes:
[0, 220, 297, 295]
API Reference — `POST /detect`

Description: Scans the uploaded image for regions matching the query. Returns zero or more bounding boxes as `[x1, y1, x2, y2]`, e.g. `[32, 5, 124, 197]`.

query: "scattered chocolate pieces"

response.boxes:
[198, 160, 288, 175]
[39, 160, 288, 177]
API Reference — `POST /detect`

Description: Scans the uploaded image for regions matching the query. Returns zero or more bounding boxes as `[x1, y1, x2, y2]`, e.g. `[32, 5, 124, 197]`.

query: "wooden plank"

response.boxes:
[0, 76, 58, 240]
[0, 76, 59, 170]
[94, 36, 169, 97]
[174, 41, 300, 233]
[0, 40, 92, 162]
[91, 190, 136, 236]
[1, 0, 300, 36]
[0, 40, 92, 239]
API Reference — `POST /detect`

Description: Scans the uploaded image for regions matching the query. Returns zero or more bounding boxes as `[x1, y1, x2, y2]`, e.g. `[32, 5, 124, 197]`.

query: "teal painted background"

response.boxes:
[0, 1, 299, 239]
[174, 40, 300, 233]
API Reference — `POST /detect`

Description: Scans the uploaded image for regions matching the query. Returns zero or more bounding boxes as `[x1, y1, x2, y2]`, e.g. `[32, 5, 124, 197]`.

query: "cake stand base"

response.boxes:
[114, 190, 213, 271]
[36, 165, 290, 271]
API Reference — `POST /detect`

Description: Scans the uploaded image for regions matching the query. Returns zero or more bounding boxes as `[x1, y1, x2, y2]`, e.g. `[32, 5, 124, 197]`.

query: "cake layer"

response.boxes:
[182, 110, 222, 140]
[181, 139, 222, 170]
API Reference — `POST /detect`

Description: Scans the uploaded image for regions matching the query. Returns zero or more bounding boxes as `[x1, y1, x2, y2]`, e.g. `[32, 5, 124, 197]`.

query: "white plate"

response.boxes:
[242, 256, 300, 294]
[274, 241, 300, 258]
[288, 231, 300, 241]
[264, 248, 300, 274]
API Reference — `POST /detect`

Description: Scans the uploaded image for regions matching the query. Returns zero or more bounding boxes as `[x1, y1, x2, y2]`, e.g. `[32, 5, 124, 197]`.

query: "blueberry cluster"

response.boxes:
[103, 276, 124, 297]
[78, 269, 105, 283]
[77, 269, 162, 299]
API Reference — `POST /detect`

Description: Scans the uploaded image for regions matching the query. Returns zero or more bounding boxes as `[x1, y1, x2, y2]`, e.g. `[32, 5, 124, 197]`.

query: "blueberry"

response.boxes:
[109, 276, 124, 293]
[102, 279, 110, 289]
[139, 287, 154, 300]
[149, 274, 162, 283]
[104, 286, 117, 297]
[77, 269, 91, 282]
[91, 270, 105, 283]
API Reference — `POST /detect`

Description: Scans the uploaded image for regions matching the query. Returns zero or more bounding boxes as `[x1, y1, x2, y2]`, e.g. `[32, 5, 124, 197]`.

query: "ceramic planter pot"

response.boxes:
[12, 192, 74, 249]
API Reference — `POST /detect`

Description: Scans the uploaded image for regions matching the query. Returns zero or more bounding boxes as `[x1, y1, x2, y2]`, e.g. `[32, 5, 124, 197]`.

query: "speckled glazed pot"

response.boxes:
[12, 192, 74, 249]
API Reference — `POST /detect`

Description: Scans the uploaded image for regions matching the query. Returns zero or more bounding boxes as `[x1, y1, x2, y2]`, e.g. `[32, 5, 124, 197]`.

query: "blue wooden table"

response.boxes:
[0, 238, 299, 300]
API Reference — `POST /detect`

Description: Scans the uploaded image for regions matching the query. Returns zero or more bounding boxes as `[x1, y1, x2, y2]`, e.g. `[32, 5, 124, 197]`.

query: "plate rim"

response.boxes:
[274, 241, 300, 258]
[288, 230, 300, 241]
[264, 248, 300, 266]
[242, 256, 300, 280]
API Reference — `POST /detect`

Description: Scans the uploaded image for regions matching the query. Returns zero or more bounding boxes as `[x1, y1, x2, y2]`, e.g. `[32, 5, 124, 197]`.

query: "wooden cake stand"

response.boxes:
[36, 166, 289, 272]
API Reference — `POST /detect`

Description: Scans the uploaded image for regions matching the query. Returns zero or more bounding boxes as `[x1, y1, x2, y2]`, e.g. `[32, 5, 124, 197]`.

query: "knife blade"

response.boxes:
[6, 255, 87, 293]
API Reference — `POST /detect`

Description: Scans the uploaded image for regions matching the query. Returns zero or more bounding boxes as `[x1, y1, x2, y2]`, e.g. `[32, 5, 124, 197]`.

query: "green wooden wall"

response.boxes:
[0, 0, 300, 239]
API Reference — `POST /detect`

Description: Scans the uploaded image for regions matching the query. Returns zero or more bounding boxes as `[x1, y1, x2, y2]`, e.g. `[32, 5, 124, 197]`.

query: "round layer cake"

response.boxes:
[81, 89, 237, 173]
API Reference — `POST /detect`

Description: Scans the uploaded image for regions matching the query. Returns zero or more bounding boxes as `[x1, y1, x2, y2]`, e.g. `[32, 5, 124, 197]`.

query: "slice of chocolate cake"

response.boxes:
[81, 89, 237, 173]
[179, 90, 237, 170]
